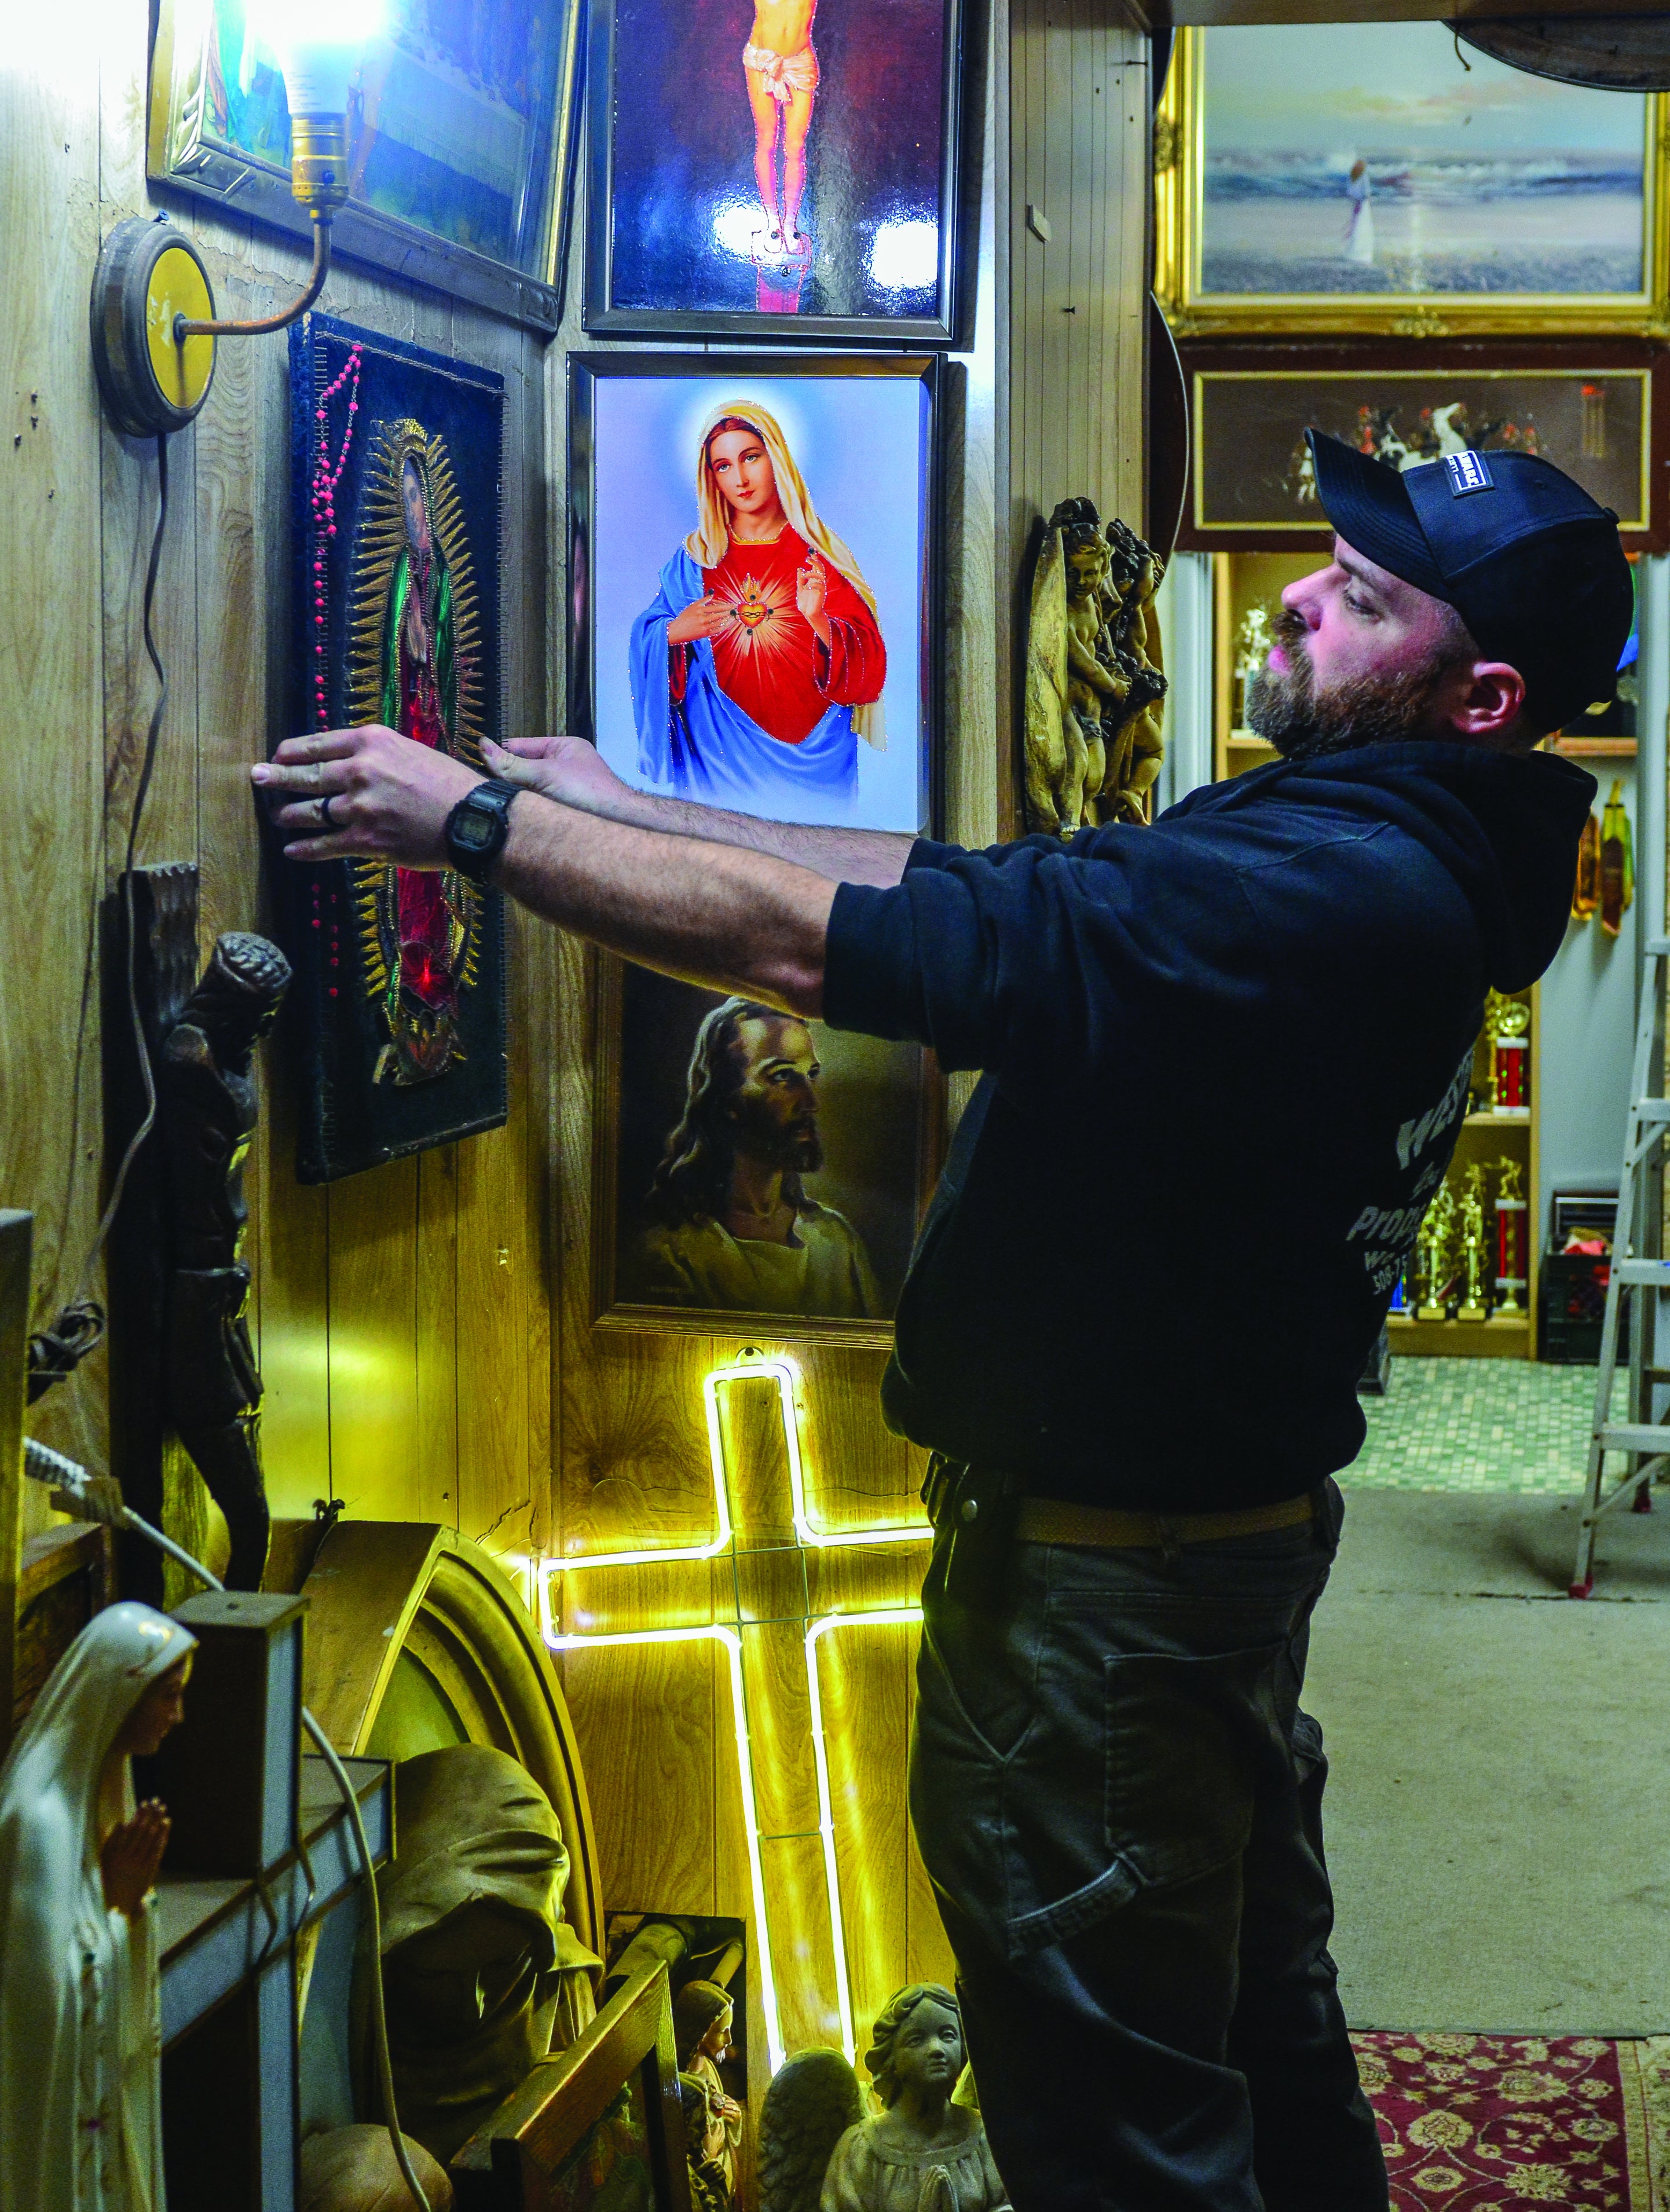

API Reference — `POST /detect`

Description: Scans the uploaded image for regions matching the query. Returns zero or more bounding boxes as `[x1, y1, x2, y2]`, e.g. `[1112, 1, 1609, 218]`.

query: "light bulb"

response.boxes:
[248, 0, 386, 117]
[245, 0, 384, 208]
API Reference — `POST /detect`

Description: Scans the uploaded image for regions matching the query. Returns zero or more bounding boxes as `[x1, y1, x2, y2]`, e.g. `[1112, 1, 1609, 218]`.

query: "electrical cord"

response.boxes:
[73, 432, 173, 1308]
[22, 1435, 433, 2212]
[25, 432, 176, 1408]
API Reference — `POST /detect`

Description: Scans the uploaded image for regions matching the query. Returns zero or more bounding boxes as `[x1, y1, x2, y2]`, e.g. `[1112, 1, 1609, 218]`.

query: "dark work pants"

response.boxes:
[909, 1478, 1388, 2212]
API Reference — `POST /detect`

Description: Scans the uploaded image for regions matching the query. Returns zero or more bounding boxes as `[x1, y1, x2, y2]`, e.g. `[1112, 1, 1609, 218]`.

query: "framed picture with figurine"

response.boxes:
[1177, 338, 1669, 553]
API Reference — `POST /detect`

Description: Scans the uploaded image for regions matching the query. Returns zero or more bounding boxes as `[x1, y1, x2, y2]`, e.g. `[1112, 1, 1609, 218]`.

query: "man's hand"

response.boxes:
[251, 725, 480, 867]
[102, 1799, 170, 1919]
[484, 734, 635, 817]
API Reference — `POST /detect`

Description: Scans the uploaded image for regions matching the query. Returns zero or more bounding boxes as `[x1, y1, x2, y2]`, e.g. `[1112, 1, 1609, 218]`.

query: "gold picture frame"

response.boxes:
[148, 0, 583, 332]
[1174, 343, 1668, 553]
[590, 957, 943, 1348]
[1154, 25, 1670, 340]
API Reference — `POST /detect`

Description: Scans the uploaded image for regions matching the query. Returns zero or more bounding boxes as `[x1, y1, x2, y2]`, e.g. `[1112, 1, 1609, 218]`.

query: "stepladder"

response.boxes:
[1572, 936, 1670, 1596]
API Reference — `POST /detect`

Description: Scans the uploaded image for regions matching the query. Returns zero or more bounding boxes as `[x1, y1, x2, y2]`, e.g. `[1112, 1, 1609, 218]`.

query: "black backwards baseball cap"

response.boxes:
[1305, 430, 1634, 734]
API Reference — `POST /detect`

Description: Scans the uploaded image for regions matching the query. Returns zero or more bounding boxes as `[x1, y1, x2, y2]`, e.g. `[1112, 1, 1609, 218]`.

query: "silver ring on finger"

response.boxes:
[317, 793, 336, 830]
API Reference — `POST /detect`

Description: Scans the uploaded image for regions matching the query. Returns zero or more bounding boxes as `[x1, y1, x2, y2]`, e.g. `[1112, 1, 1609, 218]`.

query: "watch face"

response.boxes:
[456, 803, 497, 850]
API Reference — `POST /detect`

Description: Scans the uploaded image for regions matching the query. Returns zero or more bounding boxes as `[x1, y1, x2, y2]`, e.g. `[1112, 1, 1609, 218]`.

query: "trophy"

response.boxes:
[1233, 605, 1273, 728]
[1456, 1165, 1489, 1323]
[1485, 989, 1530, 1114]
[1493, 1157, 1528, 1320]
[1415, 1182, 1456, 1322]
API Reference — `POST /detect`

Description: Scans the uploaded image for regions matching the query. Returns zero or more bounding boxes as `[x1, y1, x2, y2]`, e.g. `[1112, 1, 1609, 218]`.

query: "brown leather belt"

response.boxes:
[1015, 1492, 1316, 1548]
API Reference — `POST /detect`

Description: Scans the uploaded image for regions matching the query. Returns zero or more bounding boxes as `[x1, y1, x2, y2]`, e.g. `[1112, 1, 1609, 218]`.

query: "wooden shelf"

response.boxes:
[1464, 1109, 1532, 1128]
[1226, 730, 1276, 751]
[1388, 1314, 1531, 1358]
[1551, 737, 1636, 758]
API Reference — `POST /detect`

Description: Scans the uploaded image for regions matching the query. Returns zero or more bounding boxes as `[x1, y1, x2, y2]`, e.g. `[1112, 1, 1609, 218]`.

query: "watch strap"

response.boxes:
[444, 777, 521, 883]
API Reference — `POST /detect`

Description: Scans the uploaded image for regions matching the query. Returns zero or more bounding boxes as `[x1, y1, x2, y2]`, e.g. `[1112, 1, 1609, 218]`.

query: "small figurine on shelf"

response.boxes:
[1456, 1165, 1490, 1323]
[0, 1602, 197, 2212]
[1485, 990, 1531, 1114]
[820, 1984, 1010, 2212]
[1601, 778, 1635, 940]
[1415, 1182, 1456, 1323]
[680, 2072, 735, 2212]
[1573, 809, 1601, 922]
[1232, 605, 1273, 730]
[673, 1980, 745, 2198]
[1493, 1158, 1529, 1320]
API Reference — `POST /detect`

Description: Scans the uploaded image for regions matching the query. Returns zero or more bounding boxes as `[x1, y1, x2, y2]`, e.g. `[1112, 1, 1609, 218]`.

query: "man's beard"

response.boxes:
[728, 1094, 823, 1175]
[1246, 610, 1453, 760]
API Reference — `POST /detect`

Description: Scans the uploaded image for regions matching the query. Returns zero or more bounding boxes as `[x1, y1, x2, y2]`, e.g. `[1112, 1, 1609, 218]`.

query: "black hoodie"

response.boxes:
[823, 742, 1595, 1510]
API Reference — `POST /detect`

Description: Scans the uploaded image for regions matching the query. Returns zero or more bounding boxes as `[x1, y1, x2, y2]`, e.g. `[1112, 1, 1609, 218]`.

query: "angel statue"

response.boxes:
[760, 2046, 867, 2212]
[1023, 499, 1166, 837]
[820, 1984, 1011, 2212]
[0, 1602, 197, 2212]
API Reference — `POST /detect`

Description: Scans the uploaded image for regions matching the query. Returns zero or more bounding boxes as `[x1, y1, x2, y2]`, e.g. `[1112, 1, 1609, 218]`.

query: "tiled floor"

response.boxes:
[1344, 1356, 1618, 1495]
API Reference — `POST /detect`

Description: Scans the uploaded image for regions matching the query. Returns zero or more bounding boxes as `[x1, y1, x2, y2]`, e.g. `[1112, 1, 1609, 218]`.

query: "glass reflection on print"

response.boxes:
[149, 0, 581, 328]
[584, 0, 965, 341]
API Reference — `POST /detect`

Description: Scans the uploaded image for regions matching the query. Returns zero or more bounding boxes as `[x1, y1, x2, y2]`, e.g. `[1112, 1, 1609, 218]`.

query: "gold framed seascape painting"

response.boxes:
[1155, 24, 1670, 338]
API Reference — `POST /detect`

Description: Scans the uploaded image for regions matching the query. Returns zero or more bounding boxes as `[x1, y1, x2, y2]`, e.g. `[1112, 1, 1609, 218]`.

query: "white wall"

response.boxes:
[1156, 551, 1215, 812]
[1534, 556, 1666, 1249]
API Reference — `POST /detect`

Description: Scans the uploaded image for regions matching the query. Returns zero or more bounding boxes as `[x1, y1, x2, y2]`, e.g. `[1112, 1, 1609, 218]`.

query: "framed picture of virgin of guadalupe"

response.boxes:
[569, 353, 940, 836]
[285, 312, 508, 1184]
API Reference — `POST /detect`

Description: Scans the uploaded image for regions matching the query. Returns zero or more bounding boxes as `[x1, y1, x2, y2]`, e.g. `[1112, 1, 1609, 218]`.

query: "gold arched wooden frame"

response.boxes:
[343, 418, 489, 1015]
[298, 1522, 605, 1963]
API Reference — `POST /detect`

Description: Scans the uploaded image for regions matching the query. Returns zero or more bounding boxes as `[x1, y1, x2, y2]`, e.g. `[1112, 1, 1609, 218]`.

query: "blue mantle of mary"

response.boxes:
[629, 548, 859, 816]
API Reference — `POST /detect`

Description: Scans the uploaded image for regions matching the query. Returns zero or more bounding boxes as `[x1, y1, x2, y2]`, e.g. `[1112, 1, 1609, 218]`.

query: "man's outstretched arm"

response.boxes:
[252, 726, 834, 1013]
[481, 733, 915, 888]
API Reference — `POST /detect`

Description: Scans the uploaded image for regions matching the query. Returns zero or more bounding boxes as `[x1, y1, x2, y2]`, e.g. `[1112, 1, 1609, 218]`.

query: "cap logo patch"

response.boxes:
[1444, 449, 1495, 496]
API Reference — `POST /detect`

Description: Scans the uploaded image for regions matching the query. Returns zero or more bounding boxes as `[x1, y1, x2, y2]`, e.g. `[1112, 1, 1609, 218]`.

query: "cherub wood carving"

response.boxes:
[1023, 499, 1167, 837]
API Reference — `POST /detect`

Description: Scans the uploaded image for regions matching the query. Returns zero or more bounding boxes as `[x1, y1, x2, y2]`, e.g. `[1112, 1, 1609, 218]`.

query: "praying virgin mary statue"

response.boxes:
[0, 1601, 197, 2212]
[629, 401, 887, 821]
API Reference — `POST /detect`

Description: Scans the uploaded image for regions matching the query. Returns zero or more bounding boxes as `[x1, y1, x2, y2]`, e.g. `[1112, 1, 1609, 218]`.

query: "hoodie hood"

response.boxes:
[1174, 741, 1596, 993]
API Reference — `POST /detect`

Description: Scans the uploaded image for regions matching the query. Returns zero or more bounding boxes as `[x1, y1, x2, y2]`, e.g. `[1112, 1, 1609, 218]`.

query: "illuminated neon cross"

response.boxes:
[533, 1354, 931, 2072]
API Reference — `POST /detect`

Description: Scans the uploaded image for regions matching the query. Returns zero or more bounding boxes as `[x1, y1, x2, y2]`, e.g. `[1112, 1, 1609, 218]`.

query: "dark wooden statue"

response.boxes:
[156, 932, 291, 1589]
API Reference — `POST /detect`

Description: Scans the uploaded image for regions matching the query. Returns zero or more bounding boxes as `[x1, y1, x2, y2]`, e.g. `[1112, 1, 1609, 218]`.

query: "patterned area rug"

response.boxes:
[1353, 2032, 1670, 2208]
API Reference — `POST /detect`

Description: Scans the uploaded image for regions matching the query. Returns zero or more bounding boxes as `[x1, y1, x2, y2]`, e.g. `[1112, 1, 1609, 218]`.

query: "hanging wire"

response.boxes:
[70, 432, 174, 1307]
[28, 433, 177, 1403]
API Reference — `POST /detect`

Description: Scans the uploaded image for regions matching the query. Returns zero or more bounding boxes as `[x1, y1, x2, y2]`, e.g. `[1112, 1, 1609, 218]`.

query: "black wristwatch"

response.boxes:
[445, 778, 521, 882]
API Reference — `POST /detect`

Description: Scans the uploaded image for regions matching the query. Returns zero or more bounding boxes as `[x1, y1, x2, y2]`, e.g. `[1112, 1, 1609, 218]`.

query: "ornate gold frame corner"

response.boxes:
[1154, 26, 1670, 341]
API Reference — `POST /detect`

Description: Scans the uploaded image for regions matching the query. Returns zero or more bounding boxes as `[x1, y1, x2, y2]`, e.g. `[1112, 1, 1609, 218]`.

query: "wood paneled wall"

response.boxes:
[0, 0, 1150, 2100]
[0, 8, 555, 1559]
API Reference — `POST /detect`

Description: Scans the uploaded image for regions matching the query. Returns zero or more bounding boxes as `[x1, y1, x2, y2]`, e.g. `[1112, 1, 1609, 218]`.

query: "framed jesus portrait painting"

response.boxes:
[569, 354, 940, 835]
[594, 962, 941, 1342]
[581, 0, 966, 341]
